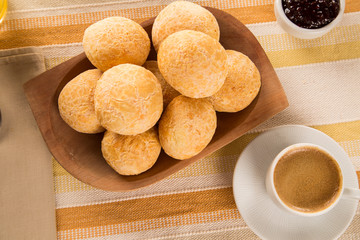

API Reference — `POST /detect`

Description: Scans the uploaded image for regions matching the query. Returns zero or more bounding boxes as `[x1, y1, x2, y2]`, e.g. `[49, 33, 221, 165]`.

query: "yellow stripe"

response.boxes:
[168, 133, 258, 180]
[312, 121, 360, 142]
[42, 23, 360, 71]
[45, 56, 72, 70]
[53, 158, 69, 177]
[1, 8, 156, 31]
[267, 41, 360, 68]
[54, 174, 94, 193]
[46, 43, 360, 73]
[257, 24, 360, 53]
[167, 120, 360, 162]
[56, 187, 236, 231]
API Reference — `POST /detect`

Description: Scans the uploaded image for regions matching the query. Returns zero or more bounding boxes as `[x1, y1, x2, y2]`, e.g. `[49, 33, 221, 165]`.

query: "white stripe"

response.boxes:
[6, 0, 273, 20]
[145, 225, 249, 240]
[340, 139, 360, 155]
[253, 21, 360, 53]
[39, 43, 83, 59]
[55, 173, 233, 208]
[349, 157, 360, 171]
[6, 0, 166, 19]
[252, 58, 360, 132]
[344, 138, 360, 169]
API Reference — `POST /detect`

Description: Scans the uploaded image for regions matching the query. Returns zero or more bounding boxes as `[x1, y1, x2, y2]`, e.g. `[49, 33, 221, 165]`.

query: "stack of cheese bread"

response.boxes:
[58, 1, 261, 176]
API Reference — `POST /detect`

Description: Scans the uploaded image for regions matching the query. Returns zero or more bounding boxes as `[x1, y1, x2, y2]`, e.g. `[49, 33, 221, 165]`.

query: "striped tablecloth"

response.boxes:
[2, 0, 360, 239]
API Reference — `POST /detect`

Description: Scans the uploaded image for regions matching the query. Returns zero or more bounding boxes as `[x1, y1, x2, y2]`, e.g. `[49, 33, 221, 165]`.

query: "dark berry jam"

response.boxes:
[282, 0, 340, 29]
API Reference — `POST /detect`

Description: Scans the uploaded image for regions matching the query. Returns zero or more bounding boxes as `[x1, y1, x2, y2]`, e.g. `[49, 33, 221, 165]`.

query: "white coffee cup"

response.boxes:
[266, 143, 360, 217]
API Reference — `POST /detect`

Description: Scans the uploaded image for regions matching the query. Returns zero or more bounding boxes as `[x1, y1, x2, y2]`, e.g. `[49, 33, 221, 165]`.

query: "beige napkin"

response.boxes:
[0, 47, 57, 240]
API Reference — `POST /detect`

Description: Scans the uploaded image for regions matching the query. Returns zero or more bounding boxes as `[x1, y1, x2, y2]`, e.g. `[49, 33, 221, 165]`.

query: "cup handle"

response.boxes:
[343, 187, 360, 200]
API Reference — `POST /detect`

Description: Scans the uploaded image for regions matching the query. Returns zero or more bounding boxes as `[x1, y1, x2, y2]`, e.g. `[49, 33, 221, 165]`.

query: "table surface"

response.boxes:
[1, 0, 360, 239]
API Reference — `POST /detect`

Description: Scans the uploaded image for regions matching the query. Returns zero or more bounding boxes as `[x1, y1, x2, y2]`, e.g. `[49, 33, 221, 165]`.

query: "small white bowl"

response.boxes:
[274, 0, 345, 39]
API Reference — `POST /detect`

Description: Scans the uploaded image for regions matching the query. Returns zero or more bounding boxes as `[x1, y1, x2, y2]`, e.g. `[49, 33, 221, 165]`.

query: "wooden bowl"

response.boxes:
[24, 7, 288, 191]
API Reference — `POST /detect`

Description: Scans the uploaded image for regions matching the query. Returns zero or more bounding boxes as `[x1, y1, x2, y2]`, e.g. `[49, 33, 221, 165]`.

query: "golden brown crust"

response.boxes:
[158, 30, 227, 98]
[143, 60, 180, 108]
[208, 50, 261, 112]
[101, 128, 161, 175]
[158, 96, 217, 160]
[152, 1, 220, 51]
[58, 69, 105, 134]
[94, 64, 163, 135]
[83, 17, 150, 72]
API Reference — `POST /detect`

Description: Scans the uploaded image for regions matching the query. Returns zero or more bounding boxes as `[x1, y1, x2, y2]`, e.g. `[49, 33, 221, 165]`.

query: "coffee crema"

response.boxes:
[274, 146, 343, 213]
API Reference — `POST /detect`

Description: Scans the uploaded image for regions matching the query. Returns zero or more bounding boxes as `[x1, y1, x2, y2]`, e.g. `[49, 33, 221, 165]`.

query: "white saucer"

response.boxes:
[233, 125, 359, 240]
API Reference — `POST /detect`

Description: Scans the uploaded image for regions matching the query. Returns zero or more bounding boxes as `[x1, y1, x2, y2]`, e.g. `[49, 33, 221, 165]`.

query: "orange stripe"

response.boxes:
[224, 5, 276, 24]
[357, 171, 360, 186]
[58, 209, 241, 239]
[346, 0, 360, 12]
[56, 187, 236, 231]
[0, 18, 148, 50]
[57, 172, 360, 237]
[1, 25, 89, 49]
[1, 8, 156, 31]
[57, 173, 360, 234]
